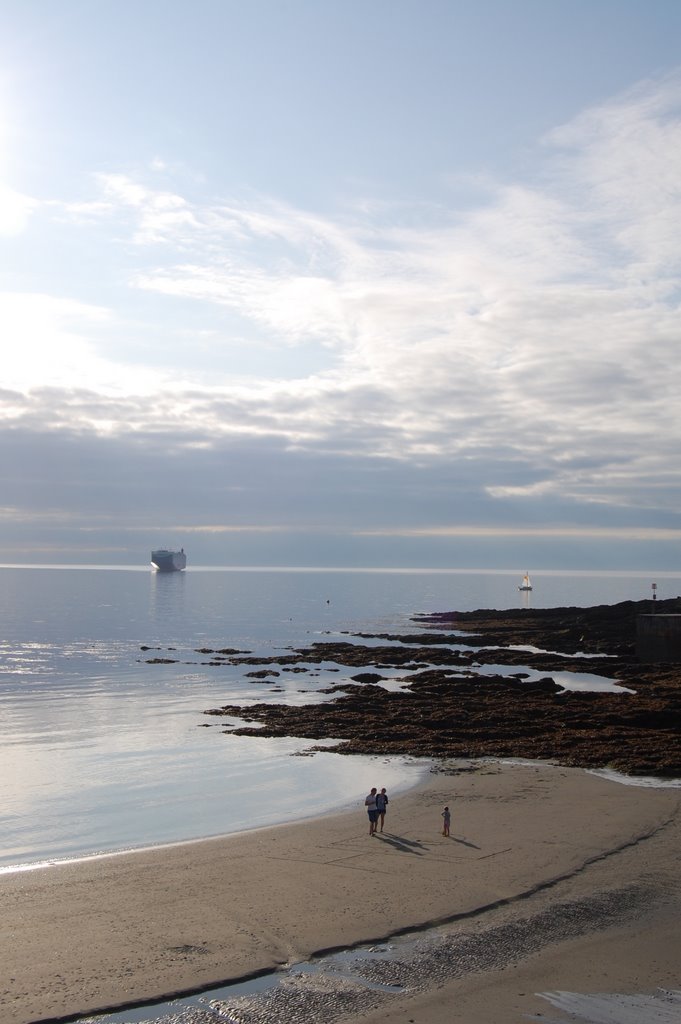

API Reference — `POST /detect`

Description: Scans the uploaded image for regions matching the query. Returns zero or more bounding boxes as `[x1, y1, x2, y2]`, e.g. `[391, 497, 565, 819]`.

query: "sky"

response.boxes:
[1, 0, 681, 570]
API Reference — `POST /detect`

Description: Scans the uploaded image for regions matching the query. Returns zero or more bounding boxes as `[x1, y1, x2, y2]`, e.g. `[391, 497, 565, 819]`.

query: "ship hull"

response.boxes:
[151, 549, 187, 572]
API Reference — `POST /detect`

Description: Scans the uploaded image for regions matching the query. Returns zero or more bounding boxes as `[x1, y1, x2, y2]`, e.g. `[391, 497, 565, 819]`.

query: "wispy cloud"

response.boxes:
[2, 73, 681, 544]
[354, 525, 681, 541]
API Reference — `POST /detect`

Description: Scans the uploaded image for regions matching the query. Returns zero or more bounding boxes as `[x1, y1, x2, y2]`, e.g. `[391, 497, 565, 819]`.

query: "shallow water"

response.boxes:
[1, 566, 677, 869]
[533, 988, 681, 1023]
[77, 893, 681, 1024]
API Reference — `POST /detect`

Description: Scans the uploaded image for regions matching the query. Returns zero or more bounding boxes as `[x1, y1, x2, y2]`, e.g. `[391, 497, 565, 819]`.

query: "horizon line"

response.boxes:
[0, 563, 679, 578]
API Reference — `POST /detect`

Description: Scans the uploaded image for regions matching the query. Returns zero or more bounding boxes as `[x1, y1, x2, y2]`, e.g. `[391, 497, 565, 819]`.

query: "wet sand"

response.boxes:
[2, 761, 680, 1024]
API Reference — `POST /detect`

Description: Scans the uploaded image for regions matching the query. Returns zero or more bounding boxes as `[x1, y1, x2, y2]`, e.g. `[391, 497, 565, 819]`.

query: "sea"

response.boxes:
[1, 565, 677, 874]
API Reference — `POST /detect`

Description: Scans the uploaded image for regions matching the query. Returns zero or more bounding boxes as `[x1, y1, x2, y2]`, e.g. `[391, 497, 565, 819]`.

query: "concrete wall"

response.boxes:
[636, 614, 681, 663]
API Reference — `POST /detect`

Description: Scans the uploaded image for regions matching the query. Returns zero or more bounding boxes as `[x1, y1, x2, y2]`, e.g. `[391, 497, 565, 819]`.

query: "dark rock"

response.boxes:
[203, 598, 681, 778]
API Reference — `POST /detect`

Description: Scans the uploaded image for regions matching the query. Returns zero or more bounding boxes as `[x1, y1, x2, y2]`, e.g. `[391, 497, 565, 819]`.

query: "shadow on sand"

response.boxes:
[450, 834, 481, 850]
[374, 832, 429, 855]
[375, 831, 481, 854]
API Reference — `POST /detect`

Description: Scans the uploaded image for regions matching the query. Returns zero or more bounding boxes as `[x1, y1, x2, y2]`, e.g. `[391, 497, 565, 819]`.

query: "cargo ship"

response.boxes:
[151, 548, 187, 572]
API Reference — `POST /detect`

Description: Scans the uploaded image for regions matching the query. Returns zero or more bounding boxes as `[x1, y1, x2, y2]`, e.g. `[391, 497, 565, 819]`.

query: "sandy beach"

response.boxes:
[2, 761, 680, 1024]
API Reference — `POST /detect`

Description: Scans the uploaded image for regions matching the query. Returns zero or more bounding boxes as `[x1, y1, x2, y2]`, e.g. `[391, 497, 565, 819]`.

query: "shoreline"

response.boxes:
[3, 756, 676, 881]
[3, 761, 680, 1024]
[5, 598, 681, 1023]
[0, 758, 431, 878]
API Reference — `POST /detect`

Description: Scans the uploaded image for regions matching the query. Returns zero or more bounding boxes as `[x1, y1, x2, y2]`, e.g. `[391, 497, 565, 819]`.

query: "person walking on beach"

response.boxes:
[365, 787, 379, 835]
[375, 787, 389, 832]
[441, 806, 451, 837]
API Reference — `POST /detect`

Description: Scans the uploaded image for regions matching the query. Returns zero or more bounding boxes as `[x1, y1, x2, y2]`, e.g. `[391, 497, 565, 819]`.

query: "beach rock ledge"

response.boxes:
[205, 598, 681, 777]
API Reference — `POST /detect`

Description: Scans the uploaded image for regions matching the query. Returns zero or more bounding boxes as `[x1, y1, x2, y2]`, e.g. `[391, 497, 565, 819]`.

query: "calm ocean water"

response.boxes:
[1, 565, 677, 871]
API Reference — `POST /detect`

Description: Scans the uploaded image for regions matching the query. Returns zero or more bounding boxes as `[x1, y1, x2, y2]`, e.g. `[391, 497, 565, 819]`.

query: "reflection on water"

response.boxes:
[149, 567, 187, 628]
[533, 988, 681, 1023]
[75, 919, 681, 1024]
[1, 640, 426, 869]
[1, 566, 679, 870]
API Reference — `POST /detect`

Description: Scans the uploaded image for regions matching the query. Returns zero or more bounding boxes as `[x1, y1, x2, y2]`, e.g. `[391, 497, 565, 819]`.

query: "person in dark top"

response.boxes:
[376, 788, 388, 832]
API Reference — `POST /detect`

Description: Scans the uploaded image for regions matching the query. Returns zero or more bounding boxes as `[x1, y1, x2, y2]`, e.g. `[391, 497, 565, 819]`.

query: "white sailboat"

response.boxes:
[518, 572, 532, 592]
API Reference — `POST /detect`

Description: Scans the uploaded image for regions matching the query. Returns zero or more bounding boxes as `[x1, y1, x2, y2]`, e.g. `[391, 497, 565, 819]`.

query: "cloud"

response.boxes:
[354, 525, 681, 541]
[135, 263, 353, 346]
[96, 173, 200, 243]
[2, 73, 681, 556]
[0, 182, 36, 234]
[0, 294, 113, 393]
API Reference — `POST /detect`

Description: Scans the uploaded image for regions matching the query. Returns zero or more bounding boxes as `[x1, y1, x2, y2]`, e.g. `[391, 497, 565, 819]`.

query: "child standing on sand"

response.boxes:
[441, 806, 451, 837]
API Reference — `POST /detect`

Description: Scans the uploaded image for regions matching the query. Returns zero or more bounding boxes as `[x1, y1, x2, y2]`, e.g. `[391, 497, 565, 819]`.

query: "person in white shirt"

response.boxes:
[375, 788, 388, 832]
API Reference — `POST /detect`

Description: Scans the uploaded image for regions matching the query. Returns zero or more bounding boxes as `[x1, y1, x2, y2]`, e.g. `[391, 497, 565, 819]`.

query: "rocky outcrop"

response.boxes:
[204, 599, 681, 777]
